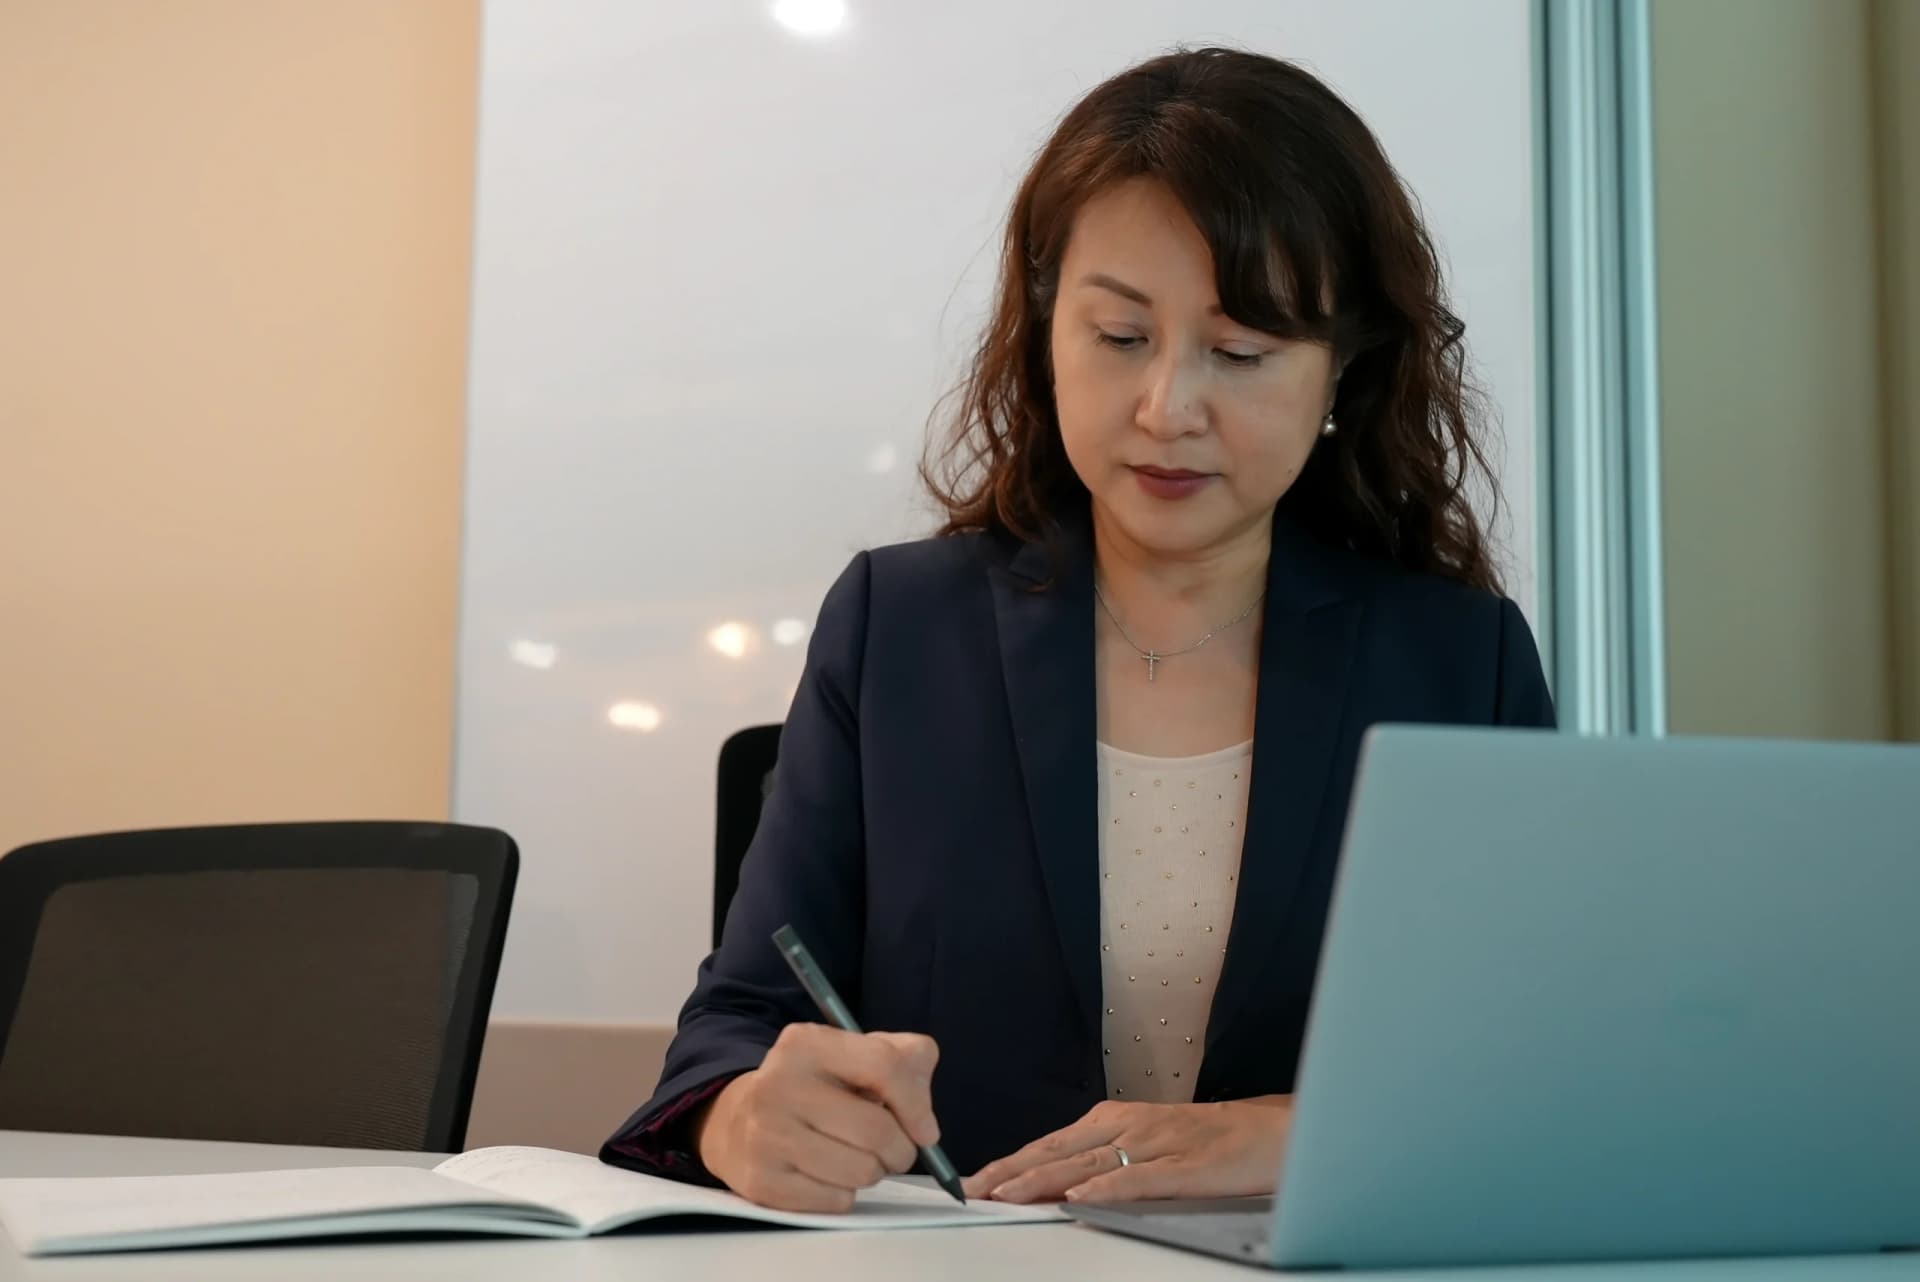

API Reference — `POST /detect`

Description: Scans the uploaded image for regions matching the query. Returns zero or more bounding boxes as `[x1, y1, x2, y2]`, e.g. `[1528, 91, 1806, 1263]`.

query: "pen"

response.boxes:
[771, 923, 966, 1204]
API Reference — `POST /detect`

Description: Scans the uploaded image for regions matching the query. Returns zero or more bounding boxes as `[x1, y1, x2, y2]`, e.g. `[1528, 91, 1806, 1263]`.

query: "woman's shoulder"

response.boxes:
[807, 532, 1012, 640]
[800, 533, 1014, 679]
[860, 529, 1015, 601]
[1310, 536, 1548, 720]
[1304, 529, 1523, 633]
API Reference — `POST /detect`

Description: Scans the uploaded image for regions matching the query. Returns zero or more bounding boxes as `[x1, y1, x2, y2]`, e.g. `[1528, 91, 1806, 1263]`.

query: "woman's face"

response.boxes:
[1050, 177, 1337, 558]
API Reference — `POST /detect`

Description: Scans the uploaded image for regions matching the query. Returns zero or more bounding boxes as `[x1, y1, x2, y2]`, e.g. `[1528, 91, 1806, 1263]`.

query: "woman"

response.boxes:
[602, 46, 1552, 1212]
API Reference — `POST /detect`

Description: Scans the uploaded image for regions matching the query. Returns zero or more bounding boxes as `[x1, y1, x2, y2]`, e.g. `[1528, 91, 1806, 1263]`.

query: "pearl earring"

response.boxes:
[1321, 413, 1337, 438]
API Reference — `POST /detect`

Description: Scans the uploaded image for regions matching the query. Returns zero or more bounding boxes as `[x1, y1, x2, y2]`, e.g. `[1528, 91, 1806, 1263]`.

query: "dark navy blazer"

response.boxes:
[604, 514, 1554, 1178]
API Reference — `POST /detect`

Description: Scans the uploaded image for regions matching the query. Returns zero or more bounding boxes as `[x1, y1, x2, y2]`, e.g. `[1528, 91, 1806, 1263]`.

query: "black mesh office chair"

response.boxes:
[714, 725, 782, 948]
[0, 821, 516, 1152]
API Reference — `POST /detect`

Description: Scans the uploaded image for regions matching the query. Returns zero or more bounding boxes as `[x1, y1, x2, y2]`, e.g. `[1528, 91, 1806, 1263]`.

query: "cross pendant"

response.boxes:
[1143, 651, 1162, 681]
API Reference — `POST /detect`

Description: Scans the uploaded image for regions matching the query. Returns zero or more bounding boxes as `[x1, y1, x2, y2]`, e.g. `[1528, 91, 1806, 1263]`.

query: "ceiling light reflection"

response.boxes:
[608, 701, 663, 732]
[508, 639, 558, 670]
[707, 622, 755, 659]
[772, 0, 847, 37]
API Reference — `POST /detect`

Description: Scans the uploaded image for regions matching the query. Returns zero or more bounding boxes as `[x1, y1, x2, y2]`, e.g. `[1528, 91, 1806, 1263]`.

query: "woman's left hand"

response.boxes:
[961, 1095, 1293, 1204]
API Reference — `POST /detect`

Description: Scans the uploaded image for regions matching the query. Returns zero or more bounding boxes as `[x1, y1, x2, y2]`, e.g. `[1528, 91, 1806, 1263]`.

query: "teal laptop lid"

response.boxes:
[1272, 727, 1920, 1269]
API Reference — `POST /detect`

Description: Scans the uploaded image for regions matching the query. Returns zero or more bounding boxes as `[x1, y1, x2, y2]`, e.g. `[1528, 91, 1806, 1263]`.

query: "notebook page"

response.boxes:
[435, 1147, 1062, 1232]
[0, 1165, 562, 1254]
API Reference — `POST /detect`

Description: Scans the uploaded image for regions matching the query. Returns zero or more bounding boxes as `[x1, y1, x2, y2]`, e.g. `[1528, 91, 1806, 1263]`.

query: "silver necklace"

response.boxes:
[1093, 582, 1265, 682]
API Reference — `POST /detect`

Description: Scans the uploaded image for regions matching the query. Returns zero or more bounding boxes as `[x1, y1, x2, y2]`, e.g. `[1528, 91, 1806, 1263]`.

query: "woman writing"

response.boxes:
[604, 45, 1552, 1211]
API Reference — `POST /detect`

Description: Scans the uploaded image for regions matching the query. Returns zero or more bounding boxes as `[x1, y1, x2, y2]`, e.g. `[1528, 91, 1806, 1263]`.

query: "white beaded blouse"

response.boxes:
[1095, 738, 1253, 1102]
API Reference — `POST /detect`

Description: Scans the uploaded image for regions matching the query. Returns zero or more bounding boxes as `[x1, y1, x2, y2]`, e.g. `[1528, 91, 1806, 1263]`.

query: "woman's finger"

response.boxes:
[988, 1141, 1133, 1204]
[796, 1082, 919, 1175]
[1064, 1152, 1204, 1204]
[730, 1162, 859, 1214]
[781, 1119, 892, 1192]
[961, 1103, 1131, 1197]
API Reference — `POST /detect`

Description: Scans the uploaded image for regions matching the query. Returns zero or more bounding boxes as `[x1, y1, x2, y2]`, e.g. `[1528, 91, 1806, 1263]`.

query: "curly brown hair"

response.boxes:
[921, 46, 1505, 594]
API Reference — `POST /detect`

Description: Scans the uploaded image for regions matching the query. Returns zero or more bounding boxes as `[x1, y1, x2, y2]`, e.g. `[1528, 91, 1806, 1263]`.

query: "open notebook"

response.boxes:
[0, 1145, 1061, 1257]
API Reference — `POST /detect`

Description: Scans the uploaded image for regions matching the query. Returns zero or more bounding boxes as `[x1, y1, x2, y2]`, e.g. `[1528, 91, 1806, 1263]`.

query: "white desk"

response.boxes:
[5, 1131, 1920, 1282]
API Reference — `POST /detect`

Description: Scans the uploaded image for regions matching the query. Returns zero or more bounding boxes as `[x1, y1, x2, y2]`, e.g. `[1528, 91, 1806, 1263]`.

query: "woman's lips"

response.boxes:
[1130, 465, 1215, 500]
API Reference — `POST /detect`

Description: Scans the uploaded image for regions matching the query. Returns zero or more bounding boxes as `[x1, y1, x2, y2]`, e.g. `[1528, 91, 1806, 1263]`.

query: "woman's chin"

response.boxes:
[1097, 493, 1257, 558]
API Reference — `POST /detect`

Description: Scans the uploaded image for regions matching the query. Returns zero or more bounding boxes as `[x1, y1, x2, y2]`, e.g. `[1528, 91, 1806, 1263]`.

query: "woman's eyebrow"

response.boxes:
[1080, 272, 1228, 317]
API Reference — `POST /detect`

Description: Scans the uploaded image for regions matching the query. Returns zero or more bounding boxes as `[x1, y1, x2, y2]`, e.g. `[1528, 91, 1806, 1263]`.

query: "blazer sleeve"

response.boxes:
[600, 552, 874, 1178]
[1494, 597, 1557, 729]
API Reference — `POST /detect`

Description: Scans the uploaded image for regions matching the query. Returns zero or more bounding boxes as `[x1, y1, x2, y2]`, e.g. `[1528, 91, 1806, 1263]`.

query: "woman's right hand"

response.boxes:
[692, 1022, 942, 1211]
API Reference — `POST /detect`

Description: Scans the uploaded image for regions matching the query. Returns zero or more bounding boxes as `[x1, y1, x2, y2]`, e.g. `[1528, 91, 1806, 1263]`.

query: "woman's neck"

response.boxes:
[1091, 505, 1272, 648]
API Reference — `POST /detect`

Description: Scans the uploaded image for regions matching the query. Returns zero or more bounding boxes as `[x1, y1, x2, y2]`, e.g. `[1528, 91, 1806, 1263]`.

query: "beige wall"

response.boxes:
[1652, 0, 1896, 740]
[1875, 0, 1920, 738]
[466, 1021, 673, 1155]
[0, 0, 479, 849]
[0, 1, 655, 1153]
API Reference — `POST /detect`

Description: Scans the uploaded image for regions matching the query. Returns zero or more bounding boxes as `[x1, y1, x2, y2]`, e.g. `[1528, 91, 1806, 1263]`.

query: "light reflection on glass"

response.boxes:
[707, 622, 756, 659]
[772, 0, 848, 37]
[608, 701, 664, 732]
[508, 639, 558, 670]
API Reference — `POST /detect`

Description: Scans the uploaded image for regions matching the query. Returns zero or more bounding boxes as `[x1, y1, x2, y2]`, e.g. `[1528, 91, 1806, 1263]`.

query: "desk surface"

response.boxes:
[5, 1131, 1920, 1282]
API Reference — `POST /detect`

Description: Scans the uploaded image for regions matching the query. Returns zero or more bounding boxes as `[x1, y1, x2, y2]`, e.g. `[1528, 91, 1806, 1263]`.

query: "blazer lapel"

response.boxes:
[990, 525, 1102, 1043]
[1204, 517, 1363, 1054]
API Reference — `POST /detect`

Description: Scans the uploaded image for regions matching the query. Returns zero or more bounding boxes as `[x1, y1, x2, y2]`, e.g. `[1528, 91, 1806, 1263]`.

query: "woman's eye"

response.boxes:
[1095, 331, 1144, 351]
[1216, 349, 1266, 369]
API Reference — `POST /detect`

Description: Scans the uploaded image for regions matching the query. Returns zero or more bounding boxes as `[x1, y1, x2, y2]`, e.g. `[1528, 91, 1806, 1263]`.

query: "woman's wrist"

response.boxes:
[690, 1070, 756, 1167]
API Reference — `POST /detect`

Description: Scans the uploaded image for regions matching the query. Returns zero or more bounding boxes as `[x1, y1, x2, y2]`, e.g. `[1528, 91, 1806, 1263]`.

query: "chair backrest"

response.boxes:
[0, 821, 516, 1152]
[714, 724, 781, 949]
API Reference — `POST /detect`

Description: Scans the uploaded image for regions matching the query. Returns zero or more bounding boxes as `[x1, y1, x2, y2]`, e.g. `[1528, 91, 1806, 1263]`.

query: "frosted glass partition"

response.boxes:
[456, 0, 1539, 1021]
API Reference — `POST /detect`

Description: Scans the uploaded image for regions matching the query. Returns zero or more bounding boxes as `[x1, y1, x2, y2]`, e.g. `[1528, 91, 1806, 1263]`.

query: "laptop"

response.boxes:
[1064, 726, 1920, 1269]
